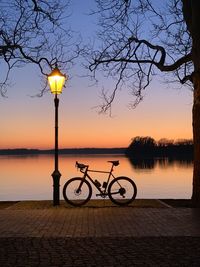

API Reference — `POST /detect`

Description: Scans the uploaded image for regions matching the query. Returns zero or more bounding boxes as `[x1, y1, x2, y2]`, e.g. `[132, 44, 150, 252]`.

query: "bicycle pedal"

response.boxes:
[96, 193, 102, 197]
[96, 193, 106, 198]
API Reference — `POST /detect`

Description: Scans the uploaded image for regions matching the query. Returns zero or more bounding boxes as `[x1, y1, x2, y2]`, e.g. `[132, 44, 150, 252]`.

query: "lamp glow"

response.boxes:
[48, 67, 66, 94]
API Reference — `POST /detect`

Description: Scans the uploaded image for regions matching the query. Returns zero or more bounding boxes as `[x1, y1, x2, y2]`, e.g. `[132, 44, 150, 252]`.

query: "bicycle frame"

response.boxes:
[63, 161, 137, 206]
[80, 165, 116, 197]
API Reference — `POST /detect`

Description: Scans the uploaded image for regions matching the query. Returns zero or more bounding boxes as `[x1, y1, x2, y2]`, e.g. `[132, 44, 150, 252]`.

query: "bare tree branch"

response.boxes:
[0, 0, 77, 95]
[89, 0, 192, 112]
[90, 38, 192, 73]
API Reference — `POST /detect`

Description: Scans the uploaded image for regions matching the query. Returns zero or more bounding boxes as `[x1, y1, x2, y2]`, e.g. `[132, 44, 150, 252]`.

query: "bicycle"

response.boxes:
[62, 160, 137, 206]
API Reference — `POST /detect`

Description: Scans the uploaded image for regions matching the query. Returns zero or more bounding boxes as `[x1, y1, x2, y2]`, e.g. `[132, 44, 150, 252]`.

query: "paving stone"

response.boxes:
[0, 207, 200, 237]
[1, 237, 200, 266]
[0, 200, 200, 266]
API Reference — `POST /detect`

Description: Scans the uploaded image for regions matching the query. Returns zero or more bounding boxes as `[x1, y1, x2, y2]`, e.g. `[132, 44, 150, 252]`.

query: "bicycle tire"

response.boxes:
[63, 177, 92, 206]
[108, 176, 137, 206]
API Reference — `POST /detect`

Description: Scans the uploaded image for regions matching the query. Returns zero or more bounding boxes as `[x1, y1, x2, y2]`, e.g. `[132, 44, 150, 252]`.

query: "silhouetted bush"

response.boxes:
[126, 136, 193, 159]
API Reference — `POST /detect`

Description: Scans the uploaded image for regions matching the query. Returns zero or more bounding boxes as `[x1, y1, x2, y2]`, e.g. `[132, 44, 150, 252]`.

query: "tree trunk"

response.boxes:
[182, 0, 200, 205]
[192, 74, 200, 206]
[189, 0, 200, 205]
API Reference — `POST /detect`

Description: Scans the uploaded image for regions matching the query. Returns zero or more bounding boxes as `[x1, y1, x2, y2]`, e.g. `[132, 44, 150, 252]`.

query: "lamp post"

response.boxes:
[48, 66, 66, 206]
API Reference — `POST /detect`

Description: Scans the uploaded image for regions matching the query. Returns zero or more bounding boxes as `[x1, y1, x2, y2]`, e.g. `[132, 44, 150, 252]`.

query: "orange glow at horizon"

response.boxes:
[0, 68, 193, 150]
[1, 109, 192, 150]
[1, 119, 192, 150]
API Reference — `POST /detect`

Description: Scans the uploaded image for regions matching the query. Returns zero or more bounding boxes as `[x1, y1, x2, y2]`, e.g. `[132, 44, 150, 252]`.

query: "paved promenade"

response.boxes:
[0, 200, 200, 266]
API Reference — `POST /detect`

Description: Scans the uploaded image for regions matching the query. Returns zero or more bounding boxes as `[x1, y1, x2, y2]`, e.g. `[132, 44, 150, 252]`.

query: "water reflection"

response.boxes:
[128, 158, 155, 169]
[0, 154, 193, 200]
[128, 157, 193, 170]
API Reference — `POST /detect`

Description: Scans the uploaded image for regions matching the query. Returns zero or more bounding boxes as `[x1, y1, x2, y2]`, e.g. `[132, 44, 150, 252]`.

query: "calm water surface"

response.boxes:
[0, 154, 193, 200]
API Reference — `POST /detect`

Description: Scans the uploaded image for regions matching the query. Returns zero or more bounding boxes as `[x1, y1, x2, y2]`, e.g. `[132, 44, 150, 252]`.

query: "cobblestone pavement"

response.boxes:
[1, 236, 200, 267]
[0, 201, 200, 266]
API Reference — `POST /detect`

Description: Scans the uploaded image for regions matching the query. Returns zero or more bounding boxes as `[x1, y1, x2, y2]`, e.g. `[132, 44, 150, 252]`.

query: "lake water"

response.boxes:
[0, 154, 193, 201]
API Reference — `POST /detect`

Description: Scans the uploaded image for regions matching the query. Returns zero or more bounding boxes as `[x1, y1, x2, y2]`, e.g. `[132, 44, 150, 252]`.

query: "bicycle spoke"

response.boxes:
[63, 177, 92, 206]
[108, 176, 137, 205]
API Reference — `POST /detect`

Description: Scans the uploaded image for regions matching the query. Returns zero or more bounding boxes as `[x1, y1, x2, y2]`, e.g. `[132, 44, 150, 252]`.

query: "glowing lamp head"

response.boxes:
[48, 67, 66, 94]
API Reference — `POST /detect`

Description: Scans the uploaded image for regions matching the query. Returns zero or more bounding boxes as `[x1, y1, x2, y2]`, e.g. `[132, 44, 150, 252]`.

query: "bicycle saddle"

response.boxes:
[108, 160, 119, 166]
[76, 161, 88, 169]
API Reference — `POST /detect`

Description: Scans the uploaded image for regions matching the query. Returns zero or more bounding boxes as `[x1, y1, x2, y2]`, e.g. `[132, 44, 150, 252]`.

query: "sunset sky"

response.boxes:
[0, 0, 193, 150]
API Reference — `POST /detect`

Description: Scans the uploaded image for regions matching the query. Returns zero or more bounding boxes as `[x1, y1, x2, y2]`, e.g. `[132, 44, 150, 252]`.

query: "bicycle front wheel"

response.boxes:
[108, 176, 137, 206]
[63, 177, 92, 206]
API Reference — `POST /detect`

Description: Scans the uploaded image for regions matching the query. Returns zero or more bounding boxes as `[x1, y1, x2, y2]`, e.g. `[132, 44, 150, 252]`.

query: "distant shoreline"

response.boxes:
[0, 148, 126, 155]
[0, 146, 194, 159]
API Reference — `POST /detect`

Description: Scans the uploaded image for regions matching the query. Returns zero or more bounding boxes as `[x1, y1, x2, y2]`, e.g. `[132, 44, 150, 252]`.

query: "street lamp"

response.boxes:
[48, 66, 66, 206]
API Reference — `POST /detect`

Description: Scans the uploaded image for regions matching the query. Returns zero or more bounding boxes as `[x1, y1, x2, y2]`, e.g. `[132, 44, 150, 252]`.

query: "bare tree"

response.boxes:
[0, 0, 76, 95]
[89, 0, 200, 205]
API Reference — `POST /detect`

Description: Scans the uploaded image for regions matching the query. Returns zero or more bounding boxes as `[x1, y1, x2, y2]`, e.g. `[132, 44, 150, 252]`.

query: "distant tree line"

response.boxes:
[0, 148, 125, 155]
[126, 136, 193, 159]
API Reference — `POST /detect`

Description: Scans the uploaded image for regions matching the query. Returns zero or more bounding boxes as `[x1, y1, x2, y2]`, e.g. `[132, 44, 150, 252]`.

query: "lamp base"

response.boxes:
[52, 170, 61, 206]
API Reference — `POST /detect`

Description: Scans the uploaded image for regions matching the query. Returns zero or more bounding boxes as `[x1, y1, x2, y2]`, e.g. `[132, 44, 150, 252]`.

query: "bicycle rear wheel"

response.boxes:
[108, 176, 137, 206]
[63, 177, 92, 206]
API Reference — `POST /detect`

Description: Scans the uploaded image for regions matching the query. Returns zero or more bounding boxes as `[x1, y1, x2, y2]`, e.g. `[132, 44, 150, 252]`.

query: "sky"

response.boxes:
[0, 0, 193, 150]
